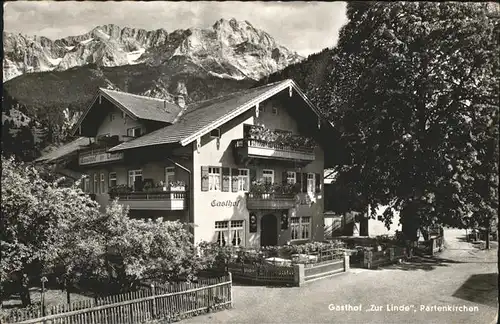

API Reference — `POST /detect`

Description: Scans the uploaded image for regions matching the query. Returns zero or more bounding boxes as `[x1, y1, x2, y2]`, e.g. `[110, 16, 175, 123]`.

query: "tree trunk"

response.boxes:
[19, 275, 31, 307]
[485, 219, 491, 250]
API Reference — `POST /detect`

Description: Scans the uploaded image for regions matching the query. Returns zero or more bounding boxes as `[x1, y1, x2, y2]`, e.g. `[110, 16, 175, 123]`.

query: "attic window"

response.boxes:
[272, 107, 278, 115]
[210, 128, 221, 139]
[127, 127, 142, 137]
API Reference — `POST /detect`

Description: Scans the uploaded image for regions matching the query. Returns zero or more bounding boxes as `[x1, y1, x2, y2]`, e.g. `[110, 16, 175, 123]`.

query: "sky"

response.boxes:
[3, 1, 348, 57]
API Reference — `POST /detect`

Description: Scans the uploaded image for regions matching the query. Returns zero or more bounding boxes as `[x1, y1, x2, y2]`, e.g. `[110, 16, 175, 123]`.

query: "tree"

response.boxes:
[328, 2, 499, 242]
[1, 156, 100, 305]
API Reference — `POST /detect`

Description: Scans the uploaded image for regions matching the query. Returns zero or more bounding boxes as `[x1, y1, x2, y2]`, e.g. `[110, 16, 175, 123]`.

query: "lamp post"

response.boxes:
[41, 276, 48, 316]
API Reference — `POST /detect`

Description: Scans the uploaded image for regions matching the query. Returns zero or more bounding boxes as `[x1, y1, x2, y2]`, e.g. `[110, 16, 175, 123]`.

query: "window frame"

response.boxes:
[290, 216, 312, 241]
[238, 168, 249, 192]
[100, 173, 105, 193]
[208, 167, 221, 192]
[165, 167, 175, 186]
[127, 127, 142, 137]
[215, 220, 245, 247]
[286, 171, 296, 184]
[108, 172, 117, 189]
[262, 169, 274, 184]
[271, 106, 278, 115]
[93, 174, 98, 194]
[307, 172, 316, 194]
[128, 169, 143, 191]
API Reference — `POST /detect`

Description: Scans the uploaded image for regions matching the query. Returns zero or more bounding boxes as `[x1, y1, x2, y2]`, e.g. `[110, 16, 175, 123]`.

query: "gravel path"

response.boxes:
[181, 228, 498, 324]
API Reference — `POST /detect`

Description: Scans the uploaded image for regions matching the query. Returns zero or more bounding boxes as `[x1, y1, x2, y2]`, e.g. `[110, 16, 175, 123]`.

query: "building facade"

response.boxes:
[40, 80, 337, 248]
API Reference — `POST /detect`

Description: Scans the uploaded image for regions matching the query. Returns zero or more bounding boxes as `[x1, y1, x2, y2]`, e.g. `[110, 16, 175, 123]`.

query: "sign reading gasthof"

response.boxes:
[79, 152, 124, 165]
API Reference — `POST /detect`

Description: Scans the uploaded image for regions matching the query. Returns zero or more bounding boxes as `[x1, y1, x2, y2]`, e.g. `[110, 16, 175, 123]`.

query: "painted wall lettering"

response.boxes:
[211, 199, 241, 208]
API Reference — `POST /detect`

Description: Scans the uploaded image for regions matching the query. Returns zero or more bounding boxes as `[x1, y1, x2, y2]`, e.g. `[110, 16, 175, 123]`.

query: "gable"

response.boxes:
[72, 88, 181, 137]
[108, 79, 335, 153]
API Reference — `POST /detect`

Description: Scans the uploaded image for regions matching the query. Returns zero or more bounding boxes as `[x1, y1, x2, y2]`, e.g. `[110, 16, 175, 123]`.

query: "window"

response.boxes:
[272, 107, 278, 115]
[286, 171, 296, 184]
[84, 176, 90, 193]
[290, 217, 311, 240]
[100, 173, 105, 193]
[210, 128, 221, 138]
[215, 221, 245, 247]
[165, 167, 175, 187]
[262, 169, 274, 184]
[307, 173, 316, 194]
[93, 174, 98, 194]
[109, 114, 115, 122]
[128, 169, 143, 191]
[209, 167, 221, 191]
[238, 169, 249, 191]
[215, 221, 228, 246]
[109, 172, 117, 188]
[127, 127, 142, 137]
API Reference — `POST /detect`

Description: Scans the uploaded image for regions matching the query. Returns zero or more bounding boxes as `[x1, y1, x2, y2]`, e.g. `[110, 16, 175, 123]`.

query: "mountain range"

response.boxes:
[2, 18, 304, 127]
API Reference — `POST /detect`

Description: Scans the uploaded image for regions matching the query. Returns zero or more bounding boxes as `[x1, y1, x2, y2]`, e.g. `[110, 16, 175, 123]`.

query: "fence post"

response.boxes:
[228, 272, 233, 308]
[150, 284, 157, 319]
[293, 264, 305, 287]
[343, 252, 350, 272]
[389, 248, 395, 262]
[430, 239, 435, 256]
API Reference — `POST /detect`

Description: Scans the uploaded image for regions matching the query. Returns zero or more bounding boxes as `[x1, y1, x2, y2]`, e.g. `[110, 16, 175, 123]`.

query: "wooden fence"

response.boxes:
[1, 275, 232, 324]
[227, 263, 296, 285]
[226, 253, 350, 287]
[363, 247, 408, 269]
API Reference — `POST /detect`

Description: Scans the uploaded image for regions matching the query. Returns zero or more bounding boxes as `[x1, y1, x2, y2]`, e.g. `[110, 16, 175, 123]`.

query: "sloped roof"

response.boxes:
[99, 88, 182, 123]
[108, 80, 293, 152]
[35, 137, 90, 164]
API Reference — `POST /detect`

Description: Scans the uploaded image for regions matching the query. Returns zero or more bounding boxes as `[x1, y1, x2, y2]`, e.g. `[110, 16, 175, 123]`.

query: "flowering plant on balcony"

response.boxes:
[248, 126, 315, 150]
[248, 181, 299, 197]
[169, 180, 186, 191]
[109, 184, 132, 198]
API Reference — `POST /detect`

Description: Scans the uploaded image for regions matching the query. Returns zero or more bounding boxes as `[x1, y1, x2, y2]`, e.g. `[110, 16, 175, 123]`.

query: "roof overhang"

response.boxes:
[179, 79, 332, 146]
[70, 89, 139, 136]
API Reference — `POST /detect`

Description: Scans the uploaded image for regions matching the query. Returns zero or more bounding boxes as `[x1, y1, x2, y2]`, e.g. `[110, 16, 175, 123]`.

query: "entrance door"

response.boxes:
[260, 214, 278, 246]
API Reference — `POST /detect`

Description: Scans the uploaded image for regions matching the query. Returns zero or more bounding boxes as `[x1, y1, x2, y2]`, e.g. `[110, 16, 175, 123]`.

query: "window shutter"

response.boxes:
[296, 171, 302, 192]
[231, 168, 239, 192]
[249, 168, 257, 190]
[201, 166, 209, 191]
[301, 173, 307, 193]
[222, 167, 230, 192]
[282, 171, 288, 185]
[315, 173, 321, 193]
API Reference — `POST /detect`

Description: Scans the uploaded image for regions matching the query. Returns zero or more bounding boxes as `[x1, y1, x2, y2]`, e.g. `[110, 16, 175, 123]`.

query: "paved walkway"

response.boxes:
[182, 229, 498, 324]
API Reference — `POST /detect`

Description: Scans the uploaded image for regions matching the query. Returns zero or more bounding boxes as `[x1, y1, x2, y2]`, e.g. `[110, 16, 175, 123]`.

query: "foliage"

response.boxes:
[1, 156, 100, 294]
[108, 185, 132, 198]
[248, 181, 300, 195]
[248, 125, 315, 150]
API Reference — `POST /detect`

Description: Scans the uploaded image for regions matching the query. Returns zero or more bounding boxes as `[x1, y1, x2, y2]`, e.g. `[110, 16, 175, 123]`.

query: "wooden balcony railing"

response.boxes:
[246, 192, 297, 210]
[113, 191, 187, 210]
[234, 138, 315, 154]
[233, 138, 315, 164]
[115, 191, 187, 200]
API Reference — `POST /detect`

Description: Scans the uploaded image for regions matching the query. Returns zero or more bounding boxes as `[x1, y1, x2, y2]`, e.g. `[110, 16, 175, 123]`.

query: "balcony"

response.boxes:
[79, 148, 124, 166]
[233, 138, 315, 165]
[246, 192, 297, 210]
[113, 191, 187, 210]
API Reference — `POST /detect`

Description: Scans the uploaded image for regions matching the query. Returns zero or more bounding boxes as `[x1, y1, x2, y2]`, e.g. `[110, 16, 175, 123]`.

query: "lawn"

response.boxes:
[2, 287, 92, 310]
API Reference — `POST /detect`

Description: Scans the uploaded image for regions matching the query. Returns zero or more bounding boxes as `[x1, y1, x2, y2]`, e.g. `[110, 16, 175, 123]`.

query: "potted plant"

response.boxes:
[169, 180, 186, 191]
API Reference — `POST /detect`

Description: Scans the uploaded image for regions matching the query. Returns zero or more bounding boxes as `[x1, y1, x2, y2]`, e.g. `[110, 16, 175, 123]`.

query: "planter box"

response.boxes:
[363, 247, 408, 269]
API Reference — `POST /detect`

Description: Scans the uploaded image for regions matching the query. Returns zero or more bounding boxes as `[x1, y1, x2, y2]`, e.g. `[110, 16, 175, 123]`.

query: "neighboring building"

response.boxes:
[37, 79, 338, 248]
[323, 169, 401, 238]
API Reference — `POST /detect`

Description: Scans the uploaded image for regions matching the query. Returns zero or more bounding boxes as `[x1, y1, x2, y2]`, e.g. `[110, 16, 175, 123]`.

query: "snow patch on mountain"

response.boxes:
[80, 38, 94, 45]
[126, 48, 145, 64]
[3, 19, 303, 82]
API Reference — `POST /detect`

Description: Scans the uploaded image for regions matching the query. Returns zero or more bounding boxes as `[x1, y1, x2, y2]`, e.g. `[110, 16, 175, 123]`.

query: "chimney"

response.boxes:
[175, 94, 185, 109]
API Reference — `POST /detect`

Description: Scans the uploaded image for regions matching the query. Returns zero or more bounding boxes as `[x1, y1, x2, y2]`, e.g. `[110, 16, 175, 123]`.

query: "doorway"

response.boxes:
[260, 213, 278, 246]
